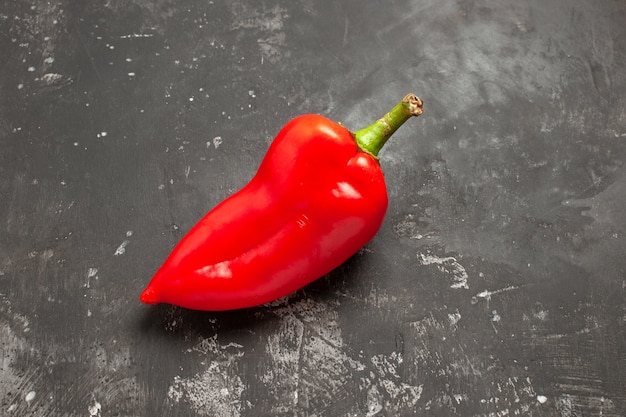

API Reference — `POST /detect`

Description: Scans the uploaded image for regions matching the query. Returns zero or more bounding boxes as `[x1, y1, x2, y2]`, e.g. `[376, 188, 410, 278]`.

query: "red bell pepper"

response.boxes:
[140, 94, 423, 310]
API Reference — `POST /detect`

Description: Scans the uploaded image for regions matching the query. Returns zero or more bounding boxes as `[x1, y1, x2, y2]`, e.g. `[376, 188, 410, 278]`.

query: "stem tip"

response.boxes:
[403, 93, 424, 117]
[353, 93, 424, 158]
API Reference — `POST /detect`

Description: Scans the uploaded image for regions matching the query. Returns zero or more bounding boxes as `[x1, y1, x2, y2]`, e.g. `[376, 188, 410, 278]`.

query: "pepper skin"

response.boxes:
[140, 94, 423, 311]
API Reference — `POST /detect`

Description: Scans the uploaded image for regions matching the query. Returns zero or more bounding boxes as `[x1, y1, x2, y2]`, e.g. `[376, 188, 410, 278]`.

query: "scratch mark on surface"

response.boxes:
[473, 285, 520, 303]
[119, 33, 154, 39]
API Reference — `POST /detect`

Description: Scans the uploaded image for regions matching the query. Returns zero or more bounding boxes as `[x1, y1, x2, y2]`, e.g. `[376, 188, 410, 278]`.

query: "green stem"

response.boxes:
[354, 93, 423, 158]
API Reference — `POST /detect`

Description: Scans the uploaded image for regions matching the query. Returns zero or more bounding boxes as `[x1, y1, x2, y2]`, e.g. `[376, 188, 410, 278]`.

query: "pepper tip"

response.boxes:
[140, 286, 160, 305]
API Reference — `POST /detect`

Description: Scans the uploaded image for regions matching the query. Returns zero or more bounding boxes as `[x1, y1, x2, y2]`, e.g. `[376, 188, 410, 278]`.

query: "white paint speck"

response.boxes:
[453, 393, 467, 403]
[213, 136, 223, 148]
[87, 267, 98, 278]
[448, 311, 462, 328]
[88, 399, 102, 416]
[25, 391, 36, 402]
[491, 310, 501, 322]
[114, 232, 133, 255]
[17, 83, 24, 89]
[533, 310, 549, 321]
[114, 240, 129, 256]
[366, 385, 383, 417]
[537, 395, 548, 404]
[417, 252, 469, 289]
[128, 72, 136, 77]
[28, 66, 35, 72]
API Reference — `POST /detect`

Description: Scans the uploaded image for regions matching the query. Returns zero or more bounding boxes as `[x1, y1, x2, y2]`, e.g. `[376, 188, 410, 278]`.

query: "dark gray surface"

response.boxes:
[2, 0, 626, 416]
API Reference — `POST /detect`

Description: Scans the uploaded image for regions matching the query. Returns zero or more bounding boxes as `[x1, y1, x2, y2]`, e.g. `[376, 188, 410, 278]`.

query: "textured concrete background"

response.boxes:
[1, 0, 626, 416]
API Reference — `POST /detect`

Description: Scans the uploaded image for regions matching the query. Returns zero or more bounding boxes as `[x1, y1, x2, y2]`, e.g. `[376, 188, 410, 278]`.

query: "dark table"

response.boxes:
[2, 0, 625, 416]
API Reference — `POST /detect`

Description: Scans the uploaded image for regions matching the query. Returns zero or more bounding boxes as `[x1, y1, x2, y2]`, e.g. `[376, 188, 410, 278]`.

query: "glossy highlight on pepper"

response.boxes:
[140, 94, 423, 311]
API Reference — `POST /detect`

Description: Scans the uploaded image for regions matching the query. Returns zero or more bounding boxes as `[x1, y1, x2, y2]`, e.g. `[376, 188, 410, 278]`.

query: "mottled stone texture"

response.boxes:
[1, 0, 626, 416]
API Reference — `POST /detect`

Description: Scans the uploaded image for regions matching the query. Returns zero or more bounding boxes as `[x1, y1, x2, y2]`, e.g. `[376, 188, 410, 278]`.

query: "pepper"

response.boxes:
[140, 93, 423, 311]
